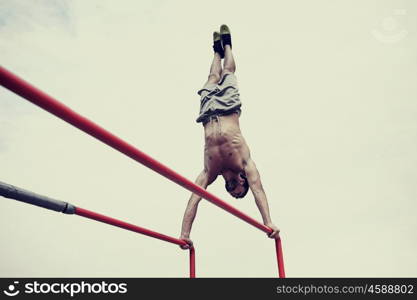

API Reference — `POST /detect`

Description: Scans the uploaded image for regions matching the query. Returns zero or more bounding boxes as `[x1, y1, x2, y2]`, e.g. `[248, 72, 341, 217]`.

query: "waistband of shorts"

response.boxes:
[201, 109, 241, 125]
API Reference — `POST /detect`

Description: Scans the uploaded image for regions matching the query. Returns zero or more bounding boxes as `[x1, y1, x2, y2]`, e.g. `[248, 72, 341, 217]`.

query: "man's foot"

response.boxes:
[213, 31, 224, 58]
[220, 24, 232, 49]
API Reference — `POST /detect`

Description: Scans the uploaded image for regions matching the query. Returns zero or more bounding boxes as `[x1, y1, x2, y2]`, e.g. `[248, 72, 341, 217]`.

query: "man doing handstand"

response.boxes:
[180, 25, 280, 249]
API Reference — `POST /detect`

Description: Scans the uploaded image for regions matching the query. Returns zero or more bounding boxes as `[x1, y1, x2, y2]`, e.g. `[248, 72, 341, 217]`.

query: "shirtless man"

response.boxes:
[179, 25, 280, 249]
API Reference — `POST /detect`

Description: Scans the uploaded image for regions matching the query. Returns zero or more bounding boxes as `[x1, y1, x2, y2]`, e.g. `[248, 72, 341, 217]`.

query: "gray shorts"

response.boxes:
[196, 72, 242, 124]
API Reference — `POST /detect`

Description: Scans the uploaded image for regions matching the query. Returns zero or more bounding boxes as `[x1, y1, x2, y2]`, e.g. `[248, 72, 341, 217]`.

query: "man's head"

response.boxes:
[223, 171, 249, 199]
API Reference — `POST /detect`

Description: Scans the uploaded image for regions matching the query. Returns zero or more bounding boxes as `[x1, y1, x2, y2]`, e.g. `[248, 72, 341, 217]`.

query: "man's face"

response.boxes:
[228, 182, 246, 198]
[225, 172, 248, 198]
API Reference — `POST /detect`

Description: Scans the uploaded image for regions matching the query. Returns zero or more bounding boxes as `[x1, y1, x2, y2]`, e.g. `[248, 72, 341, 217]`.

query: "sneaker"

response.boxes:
[220, 24, 232, 49]
[213, 31, 224, 58]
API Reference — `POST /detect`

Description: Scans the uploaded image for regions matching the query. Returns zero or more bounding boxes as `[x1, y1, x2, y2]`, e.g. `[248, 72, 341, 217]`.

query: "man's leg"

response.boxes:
[206, 53, 222, 85]
[222, 45, 236, 76]
[220, 25, 235, 76]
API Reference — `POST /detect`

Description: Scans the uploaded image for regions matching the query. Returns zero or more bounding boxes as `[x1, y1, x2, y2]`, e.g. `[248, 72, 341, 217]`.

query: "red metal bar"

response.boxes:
[275, 238, 286, 278]
[74, 207, 187, 246]
[75, 207, 198, 276]
[0, 66, 285, 276]
[189, 247, 195, 278]
[0, 66, 271, 233]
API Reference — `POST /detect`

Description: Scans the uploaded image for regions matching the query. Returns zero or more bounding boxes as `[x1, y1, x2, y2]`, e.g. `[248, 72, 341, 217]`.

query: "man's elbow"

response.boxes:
[251, 183, 265, 195]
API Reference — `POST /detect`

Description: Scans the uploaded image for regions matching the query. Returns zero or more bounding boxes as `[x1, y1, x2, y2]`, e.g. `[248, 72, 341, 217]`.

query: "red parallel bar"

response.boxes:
[0, 66, 270, 234]
[275, 238, 286, 278]
[189, 247, 195, 278]
[75, 207, 196, 278]
[0, 66, 284, 277]
[75, 207, 186, 246]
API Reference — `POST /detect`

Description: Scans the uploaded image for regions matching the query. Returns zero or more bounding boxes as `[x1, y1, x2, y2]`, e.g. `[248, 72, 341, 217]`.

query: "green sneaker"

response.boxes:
[220, 24, 232, 48]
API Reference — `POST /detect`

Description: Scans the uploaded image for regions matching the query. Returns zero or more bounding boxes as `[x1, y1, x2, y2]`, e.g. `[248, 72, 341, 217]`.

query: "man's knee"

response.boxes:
[207, 73, 220, 83]
[222, 67, 235, 76]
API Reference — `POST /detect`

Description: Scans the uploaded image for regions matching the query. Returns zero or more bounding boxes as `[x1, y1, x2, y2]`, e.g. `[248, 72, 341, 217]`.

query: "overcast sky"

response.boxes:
[1, 0, 416, 277]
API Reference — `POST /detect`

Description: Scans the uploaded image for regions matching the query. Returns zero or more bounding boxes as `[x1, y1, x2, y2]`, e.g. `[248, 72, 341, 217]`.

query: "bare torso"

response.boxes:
[203, 113, 250, 180]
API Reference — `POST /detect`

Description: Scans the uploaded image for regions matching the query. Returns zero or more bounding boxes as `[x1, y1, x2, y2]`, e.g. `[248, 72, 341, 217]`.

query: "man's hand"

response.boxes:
[179, 236, 193, 250]
[265, 223, 280, 239]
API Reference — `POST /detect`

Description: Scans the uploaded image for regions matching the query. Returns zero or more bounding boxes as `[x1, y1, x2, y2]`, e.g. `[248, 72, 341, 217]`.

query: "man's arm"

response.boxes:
[244, 158, 280, 238]
[179, 169, 213, 249]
